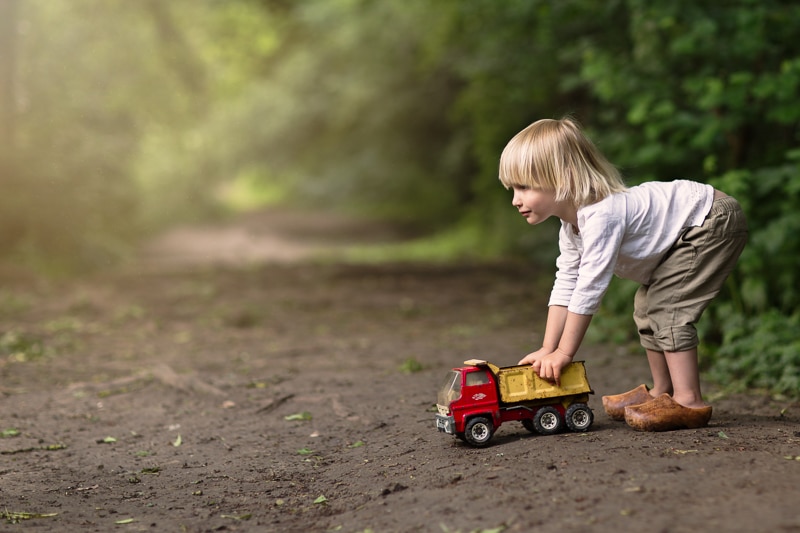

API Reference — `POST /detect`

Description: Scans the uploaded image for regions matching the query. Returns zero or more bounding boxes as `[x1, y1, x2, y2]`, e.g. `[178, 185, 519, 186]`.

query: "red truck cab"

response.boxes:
[436, 365, 500, 438]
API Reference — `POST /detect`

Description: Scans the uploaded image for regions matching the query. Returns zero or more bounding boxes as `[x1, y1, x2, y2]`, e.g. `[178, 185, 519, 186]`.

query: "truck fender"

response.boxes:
[462, 411, 500, 431]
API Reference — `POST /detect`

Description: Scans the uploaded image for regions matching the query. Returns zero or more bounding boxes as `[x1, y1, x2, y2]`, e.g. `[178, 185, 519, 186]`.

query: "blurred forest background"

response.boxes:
[0, 0, 798, 395]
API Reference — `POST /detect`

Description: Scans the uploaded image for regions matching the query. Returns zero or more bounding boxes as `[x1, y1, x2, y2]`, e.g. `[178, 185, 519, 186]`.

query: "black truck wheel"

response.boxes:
[565, 403, 593, 432]
[464, 416, 494, 446]
[533, 406, 563, 435]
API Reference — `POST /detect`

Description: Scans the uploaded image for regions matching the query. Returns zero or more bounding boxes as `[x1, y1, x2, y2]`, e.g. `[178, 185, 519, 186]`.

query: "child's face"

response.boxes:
[511, 185, 560, 225]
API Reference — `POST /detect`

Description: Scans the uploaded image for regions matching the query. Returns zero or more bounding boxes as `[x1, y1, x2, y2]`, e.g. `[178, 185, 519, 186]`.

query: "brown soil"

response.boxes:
[1, 209, 798, 533]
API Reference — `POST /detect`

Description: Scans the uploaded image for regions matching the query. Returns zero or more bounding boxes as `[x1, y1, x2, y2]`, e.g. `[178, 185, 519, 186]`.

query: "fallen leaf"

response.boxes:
[172, 434, 182, 447]
[1, 510, 58, 523]
[221, 514, 251, 520]
[284, 412, 312, 421]
[314, 495, 328, 504]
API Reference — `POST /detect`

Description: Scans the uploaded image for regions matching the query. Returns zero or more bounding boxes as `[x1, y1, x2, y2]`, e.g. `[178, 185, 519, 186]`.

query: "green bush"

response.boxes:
[706, 310, 800, 396]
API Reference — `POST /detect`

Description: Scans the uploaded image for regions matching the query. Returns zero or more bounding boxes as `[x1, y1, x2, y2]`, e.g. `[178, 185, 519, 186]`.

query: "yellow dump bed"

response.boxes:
[464, 359, 593, 404]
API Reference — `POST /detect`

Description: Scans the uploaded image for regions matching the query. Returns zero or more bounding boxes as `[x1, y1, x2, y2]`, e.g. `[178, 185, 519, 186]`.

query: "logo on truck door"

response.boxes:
[472, 393, 487, 401]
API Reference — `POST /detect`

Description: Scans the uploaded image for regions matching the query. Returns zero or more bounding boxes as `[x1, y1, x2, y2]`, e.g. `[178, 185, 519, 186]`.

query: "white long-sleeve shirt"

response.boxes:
[549, 180, 714, 315]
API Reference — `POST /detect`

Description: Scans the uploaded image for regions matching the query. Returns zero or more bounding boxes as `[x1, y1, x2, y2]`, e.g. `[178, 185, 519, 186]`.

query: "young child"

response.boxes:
[499, 117, 747, 431]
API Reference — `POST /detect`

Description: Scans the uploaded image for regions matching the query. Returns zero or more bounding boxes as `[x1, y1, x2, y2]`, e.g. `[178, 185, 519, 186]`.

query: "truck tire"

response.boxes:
[521, 419, 536, 433]
[464, 416, 494, 447]
[565, 403, 593, 432]
[533, 406, 562, 435]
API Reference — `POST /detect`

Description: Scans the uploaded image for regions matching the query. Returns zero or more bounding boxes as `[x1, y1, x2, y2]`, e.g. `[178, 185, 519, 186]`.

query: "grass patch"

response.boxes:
[399, 357, 424, 374]
[341, 224, 499, 264]
[0, 331, 48, 362]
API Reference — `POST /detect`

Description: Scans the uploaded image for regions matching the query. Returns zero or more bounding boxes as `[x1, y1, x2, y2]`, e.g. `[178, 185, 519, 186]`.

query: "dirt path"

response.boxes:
[135, 209, 410, 269]
[1, 209, 798, 532]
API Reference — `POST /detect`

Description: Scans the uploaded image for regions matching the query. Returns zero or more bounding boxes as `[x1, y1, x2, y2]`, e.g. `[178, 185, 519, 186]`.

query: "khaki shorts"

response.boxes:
[633, 196, 748, 352]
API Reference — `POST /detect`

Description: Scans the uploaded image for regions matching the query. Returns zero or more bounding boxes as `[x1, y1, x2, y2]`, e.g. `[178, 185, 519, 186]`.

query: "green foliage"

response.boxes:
[430, 1, 800, 397]
[585, 278, 640, 348]
[706, 310, 800, 395]
[448, 0, 800, 396]
[191, 0, 467, 228]
[710, 162, 800, 315]
[2, 1, 201, 271]
[1, 1, 281, 270]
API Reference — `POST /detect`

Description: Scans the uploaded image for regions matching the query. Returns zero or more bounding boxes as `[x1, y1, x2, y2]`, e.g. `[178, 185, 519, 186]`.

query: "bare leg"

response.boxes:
[645, 349, 674, 397]
[663, 348, 707, 408]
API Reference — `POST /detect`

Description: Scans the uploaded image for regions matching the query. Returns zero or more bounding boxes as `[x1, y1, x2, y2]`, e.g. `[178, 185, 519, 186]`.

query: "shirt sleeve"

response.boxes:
[548, 222, 581, 308]
[567, 211, 625, 315]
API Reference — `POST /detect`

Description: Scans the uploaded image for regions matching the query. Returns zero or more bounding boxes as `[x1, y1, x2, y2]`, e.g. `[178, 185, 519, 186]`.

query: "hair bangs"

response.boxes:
[499, 121, 559, 191]
[500, 117, 625, 206]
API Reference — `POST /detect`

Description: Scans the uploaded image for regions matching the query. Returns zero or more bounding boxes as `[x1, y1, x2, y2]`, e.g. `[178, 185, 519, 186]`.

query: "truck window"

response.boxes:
[465, 371, 490, 387]
[437, 371, 461, 406]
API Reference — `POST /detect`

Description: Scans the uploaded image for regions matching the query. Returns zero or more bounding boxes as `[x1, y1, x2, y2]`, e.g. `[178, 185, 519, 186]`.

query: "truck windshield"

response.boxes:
[437, 371, 461, 406]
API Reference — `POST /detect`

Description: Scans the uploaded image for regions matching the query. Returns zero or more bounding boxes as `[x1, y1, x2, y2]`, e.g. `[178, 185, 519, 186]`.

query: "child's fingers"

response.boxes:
[537, 361, 562, 386]
[538, 363, 553, 382]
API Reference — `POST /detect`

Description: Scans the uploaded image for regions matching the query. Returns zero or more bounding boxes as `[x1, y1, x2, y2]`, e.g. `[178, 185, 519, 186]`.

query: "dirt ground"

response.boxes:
[1, 210, 799, 533]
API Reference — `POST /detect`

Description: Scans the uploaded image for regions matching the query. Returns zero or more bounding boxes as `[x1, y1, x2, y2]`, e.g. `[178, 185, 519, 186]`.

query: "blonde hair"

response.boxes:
[499, 117, 626, 206]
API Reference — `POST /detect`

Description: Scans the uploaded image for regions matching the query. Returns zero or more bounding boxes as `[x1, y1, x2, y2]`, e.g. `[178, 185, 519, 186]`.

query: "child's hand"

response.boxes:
[521, 348, 573, 385]
[518, 348, 549, 366]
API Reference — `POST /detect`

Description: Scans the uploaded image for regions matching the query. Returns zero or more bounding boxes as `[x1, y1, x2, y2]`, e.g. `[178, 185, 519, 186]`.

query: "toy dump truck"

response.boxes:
[435, 359, 594, 446]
